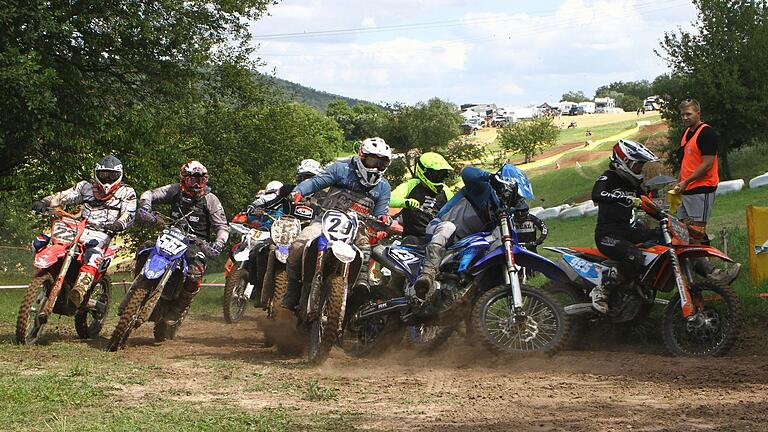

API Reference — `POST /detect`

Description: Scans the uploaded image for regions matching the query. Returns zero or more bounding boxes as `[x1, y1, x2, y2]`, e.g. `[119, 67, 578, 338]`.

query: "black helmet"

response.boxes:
[491, 164, 521, 208]
[94, 155, 123, 197]
[513, 200, 530, 222]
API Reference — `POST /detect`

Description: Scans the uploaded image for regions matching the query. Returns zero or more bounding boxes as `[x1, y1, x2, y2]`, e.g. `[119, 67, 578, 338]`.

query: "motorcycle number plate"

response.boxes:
[52, 221, 77, 244]
[388, 248, 421, 265]
[157, 232, 187, 256]
[322, 210, 356, 243]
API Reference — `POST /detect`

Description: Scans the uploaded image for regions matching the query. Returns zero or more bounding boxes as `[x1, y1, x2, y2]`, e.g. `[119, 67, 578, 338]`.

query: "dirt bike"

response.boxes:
[545, 195, 741, 357]
[107, 211, 209, 351]
[350, 207, 572, 357]
[258, 203, 314, 350]
[222, 222, 272, 323]
[16, 207, 115, 345]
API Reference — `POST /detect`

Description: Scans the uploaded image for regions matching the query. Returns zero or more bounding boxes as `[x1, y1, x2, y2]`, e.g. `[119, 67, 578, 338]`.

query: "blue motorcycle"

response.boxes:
[107, 211, 206, 351]
[349, 208, 572, 356]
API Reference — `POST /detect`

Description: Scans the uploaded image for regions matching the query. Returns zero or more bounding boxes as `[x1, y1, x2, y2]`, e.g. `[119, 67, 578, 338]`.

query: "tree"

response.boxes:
[657, 0, 768, 179]
[560, 90, 590, 103]
[381, 98, 462, 176]
[497, 116, 559, 164]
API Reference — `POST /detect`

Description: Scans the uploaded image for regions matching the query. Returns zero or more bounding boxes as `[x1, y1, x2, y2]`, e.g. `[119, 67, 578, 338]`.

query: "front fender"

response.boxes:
[33, 244, 68, 269]
[142, 253, 173, 280]
[470, 245, 570, 283]
[676, 245, 735, 263]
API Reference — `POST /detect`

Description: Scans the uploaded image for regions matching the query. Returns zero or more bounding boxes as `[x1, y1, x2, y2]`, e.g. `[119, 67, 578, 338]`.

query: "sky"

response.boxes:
[249, 0, 698, 106]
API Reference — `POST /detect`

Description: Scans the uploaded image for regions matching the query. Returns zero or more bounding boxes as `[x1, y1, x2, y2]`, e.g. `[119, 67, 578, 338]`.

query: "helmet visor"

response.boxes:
[424, 168, 451, 184]
[361, 154, 391, 171]
[96, 170, 121, 185]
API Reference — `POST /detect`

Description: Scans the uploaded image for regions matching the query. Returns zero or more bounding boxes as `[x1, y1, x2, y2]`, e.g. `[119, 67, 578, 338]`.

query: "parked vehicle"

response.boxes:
[568, 106, 585, 116]
[16, 208, 114, 344]
[546, 195, 741, 357]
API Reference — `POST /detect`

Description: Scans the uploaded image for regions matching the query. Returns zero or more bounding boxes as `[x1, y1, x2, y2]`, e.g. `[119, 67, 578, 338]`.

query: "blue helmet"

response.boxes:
[492, 164, 535, 207]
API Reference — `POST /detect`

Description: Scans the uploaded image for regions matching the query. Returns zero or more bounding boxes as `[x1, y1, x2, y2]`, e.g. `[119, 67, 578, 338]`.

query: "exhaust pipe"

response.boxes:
[564, 303, 595, 316]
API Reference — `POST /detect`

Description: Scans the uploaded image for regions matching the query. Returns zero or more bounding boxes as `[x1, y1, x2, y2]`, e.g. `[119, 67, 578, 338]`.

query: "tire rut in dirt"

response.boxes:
[107, 278, 148, 352]
[75, 275, 111, 339]
[471, 285, 570, 356]
[15, 274, 53, 345]
[308, 274, 345, 365]
[662, 281, 741, 357]
[223, 267, 248, 324]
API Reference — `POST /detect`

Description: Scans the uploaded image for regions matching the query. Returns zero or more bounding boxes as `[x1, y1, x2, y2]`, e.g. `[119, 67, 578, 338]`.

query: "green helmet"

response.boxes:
[415, 152, 453, 193]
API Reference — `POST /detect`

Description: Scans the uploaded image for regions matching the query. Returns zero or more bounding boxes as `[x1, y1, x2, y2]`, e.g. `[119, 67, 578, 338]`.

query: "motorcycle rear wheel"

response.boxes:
[75, 275, 112, 339]
[662, 281, 741, 357]
[15, 274, 53, 345]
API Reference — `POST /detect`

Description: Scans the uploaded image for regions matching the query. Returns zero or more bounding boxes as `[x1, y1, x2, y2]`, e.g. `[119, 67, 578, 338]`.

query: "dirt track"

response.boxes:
[114, 313, 768, 431]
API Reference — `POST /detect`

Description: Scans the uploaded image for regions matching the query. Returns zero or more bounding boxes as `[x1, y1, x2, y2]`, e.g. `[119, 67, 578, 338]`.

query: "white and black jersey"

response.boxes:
[43, 181, 137, 229]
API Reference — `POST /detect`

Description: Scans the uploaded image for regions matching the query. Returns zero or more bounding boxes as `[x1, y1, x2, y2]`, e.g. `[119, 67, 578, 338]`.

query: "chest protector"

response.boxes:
[171, 192, 211, 240]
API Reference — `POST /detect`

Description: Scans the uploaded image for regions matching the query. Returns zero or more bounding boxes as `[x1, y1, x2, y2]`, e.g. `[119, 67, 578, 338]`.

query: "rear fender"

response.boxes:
[676, 245, 734, 263]
[33, 244, 68, 269]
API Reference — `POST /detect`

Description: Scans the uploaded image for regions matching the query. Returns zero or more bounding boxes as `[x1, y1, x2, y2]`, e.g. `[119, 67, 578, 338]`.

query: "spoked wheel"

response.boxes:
[75, 276, 112, 339]
[16, 275, 53, 345]
[408, 323, 457, 353]
[342, 305, 403, 358]
[223, 267, 249, 324]
[472, 285, 569, 355]
[308, 274, 345, 365]
[107, 278, 149, 352]
[662, 281, 741, 357]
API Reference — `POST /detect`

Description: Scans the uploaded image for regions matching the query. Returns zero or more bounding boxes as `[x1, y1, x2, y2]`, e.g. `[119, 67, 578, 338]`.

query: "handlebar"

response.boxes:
[47, 207, 79, 220]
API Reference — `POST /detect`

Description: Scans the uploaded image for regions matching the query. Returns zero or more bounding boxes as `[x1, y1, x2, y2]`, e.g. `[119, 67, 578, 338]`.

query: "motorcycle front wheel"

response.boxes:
[662, 281, 741, 357]
[107, 277, 149, 352]
[223, 267, 249, 324]
[308, 274, 346, 365]
[471, 285, 570, 356]
[15, 274, 53, 345]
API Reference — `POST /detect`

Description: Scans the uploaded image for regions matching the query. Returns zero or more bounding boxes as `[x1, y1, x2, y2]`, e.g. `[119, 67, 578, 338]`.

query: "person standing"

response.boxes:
[676, 98, 740, 284]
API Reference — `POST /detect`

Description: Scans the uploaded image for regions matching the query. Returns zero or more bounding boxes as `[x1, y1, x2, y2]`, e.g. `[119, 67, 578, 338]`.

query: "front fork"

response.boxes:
[662, 219, 695, 318]
[499, 214, 525, 318]
[42, 247, 77, 318]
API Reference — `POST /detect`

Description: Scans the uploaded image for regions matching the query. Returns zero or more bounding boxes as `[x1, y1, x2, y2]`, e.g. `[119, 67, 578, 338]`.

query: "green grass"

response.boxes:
[728, 142, 768, 183]
[557, 113, 660, 145]
[528, 158, 608, 206]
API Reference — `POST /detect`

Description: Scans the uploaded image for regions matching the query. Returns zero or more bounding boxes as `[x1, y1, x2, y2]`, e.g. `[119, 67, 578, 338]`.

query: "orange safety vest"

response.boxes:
[680, 123, 719, 191]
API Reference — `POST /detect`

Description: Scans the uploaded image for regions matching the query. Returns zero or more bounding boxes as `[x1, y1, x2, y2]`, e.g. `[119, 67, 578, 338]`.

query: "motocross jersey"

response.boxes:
[390, 179, 452, 237]
[139, 184, 229, 244]
[294, 157, 391, 217]
[514, 214, 547, 245]
[592, 169, 645, 236]
[42, 181, 137, 230]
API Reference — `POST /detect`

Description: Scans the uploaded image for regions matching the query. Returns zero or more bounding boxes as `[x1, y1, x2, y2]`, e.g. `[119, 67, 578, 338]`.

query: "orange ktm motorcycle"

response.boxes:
[546, 196, 741, 357]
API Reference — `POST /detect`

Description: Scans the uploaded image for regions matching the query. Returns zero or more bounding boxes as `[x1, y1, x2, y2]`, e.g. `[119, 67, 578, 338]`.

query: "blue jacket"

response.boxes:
[437, 166, 501, 220]
[294, 158, 391, 217]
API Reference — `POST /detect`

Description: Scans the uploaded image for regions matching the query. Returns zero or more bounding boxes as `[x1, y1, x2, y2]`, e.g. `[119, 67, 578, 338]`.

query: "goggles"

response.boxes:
[96, 170, 121, 184]
[361, 154, 391, 171]
[423, 168, 451, 184]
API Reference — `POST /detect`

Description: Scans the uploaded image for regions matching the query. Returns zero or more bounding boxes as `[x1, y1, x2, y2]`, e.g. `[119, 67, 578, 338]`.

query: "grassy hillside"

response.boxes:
[269, 76, 377, 112]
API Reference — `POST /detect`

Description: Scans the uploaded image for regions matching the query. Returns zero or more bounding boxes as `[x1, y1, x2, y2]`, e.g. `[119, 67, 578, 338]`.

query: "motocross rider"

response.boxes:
[390, 152, 454, 238]
[31, 155, 137, 307]
[414, 164, 527, 307]
[590, 139, 661, 313]
[136, 161, 229, 323]
[282, 138, 393, 310]
[513, 202, 547, 254]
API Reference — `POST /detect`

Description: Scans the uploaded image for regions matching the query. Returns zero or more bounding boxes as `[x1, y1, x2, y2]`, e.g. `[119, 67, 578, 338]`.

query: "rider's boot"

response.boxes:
[695, 258, 741, 286]
[69, 270, 94, 307]
[414, 243, 445, 300]
[165, 280, 200, 324]
[589, 285, 609, 314]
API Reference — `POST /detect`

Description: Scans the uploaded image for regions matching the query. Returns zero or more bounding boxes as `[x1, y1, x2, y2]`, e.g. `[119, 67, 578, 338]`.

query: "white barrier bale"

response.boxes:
[529, 206, 545, 216]
[749, 173, 768, 189]
[560, 206, 586, 218]
[537, 207, 563, 220]
[584, 206, 599, 216]
[715, 179, 744, 195]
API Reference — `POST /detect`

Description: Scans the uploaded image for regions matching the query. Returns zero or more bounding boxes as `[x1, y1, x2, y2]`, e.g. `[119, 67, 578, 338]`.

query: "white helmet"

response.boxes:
[610, 139, 659, 186]
[296, 159, 323, 183]
[264, 180, 284, 194]
[354, 137, 392, 187]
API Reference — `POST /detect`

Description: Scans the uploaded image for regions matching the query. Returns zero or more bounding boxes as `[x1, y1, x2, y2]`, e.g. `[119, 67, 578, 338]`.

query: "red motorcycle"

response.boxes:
[16, 208, 115, 345]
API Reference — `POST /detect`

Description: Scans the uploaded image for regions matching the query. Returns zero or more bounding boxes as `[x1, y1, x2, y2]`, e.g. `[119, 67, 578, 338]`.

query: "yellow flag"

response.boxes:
[747, 205, 768, 285]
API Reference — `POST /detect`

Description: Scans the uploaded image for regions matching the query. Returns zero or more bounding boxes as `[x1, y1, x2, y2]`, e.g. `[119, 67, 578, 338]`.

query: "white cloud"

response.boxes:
[251, 0, 696, 104]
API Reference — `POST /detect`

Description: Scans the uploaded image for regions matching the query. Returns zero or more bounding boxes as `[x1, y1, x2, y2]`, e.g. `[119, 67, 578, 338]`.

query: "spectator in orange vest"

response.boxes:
[676, 98, 740, 284]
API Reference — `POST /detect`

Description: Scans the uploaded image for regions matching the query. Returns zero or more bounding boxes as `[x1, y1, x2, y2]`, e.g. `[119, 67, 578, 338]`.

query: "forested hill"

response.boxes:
[268, 76, 376, 112]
